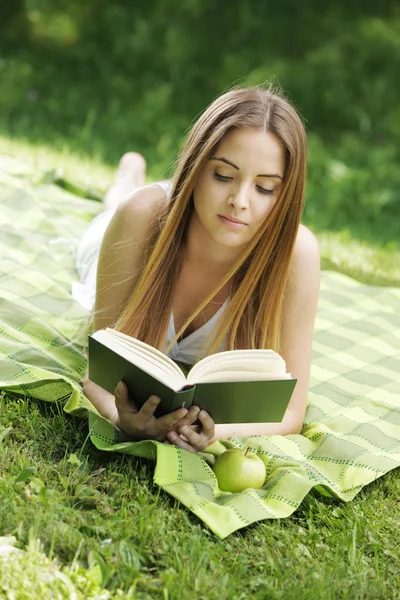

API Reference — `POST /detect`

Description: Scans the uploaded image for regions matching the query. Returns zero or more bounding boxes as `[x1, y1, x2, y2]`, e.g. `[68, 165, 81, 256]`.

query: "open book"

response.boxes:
[88, 328, 297, 424]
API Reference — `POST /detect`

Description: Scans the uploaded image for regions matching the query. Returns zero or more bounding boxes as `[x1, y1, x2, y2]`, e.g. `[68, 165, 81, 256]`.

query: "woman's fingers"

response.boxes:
[113, 382, 200, 442]
[166, 430, 199, 453]
[167, 410, 215, 453]
[135, 396, 188, 434]
[114, 381, 137, 412]
[135, 395, 162, 425]
[157, 407, 190, 431]
[114, 384, 187, 424]
[197, 410, 215, 438]
[171, 405, 201, 429]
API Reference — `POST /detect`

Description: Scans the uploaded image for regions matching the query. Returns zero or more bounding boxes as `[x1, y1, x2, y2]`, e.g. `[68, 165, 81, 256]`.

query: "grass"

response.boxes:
[316, 229, 400, 288]
[1, 395, 399, 599]
[0, 138, 399, 599]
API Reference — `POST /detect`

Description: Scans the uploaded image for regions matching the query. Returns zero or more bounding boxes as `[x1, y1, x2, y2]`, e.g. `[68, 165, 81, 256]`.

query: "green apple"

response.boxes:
[212, 448, 266, 493]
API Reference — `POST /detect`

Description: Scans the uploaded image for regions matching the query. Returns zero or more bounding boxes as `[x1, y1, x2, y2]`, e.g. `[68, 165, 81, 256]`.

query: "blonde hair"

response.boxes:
[113, 85, 307, 356]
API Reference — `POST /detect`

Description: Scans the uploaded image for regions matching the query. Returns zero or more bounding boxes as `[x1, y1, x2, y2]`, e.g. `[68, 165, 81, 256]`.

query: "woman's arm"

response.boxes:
[92, 184, 167, 332]
[278, 225, 321, 433]
[84, 184, 165, 419]
[83, 185, 205, 441]
[212, 225, 320, 441]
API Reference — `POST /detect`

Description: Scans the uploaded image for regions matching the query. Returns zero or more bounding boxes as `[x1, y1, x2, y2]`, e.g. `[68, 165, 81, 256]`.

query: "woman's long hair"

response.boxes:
[113, 85, 307, 356]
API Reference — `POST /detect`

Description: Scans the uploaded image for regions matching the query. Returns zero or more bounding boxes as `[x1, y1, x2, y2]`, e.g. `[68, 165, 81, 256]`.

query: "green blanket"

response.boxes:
[1, 157, 399, 539]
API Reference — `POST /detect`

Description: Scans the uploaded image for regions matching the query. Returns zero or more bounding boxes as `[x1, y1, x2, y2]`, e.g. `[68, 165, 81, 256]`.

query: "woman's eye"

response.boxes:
[214, 172, 274, 195]
[214, 172, 232, 182]
[257, 186, 274, 195]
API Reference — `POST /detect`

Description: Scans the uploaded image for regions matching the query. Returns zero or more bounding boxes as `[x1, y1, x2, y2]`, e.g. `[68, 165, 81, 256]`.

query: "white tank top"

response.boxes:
[155, 182, 228, 364]
[164, 298, 228, 365]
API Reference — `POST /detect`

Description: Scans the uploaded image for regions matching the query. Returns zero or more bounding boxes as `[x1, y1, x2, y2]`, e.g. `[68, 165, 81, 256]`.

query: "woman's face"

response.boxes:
[191, 128, 285, 250]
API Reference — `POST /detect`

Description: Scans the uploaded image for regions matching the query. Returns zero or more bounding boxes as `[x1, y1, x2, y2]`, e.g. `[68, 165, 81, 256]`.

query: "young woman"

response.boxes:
[79, 86, 320, 454]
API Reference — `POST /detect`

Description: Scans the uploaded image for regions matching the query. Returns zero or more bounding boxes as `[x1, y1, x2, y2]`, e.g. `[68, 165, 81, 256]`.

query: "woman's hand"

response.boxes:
[113, 381, 198, 442]
[165, 407, 216, 453]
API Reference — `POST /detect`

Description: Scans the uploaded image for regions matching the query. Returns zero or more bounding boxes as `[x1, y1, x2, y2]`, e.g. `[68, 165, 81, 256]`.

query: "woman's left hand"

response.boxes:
[165, 409, 215, 453]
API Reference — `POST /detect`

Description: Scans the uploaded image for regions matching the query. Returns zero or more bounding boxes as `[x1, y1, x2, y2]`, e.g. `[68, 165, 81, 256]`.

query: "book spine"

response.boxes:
[171, 385, 196, 411]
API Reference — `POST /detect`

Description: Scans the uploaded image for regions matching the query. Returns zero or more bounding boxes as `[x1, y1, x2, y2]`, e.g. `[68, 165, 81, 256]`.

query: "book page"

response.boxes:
[92, 329, 185, 390]
[187, 349, 289, 385]
[195, 371, 291, 383]
[104, 329, 184, 378]
[109, 337, 178, 381]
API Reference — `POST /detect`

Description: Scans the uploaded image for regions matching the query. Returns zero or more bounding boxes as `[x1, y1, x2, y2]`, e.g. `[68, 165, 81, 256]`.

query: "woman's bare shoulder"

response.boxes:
[291, 224, 320, 272]
[287, 224, 320, 291]
[116, 182, 169, 224]
[93, 183, 169, 331]
[294, 224, 319, 258]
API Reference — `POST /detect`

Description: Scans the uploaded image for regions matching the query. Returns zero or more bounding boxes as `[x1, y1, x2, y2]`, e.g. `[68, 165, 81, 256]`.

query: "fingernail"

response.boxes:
[180, 426, 188, 434]
[200, 410, 207, 418]
[116, 381, 123, 393]
[168, 432, 177, 440]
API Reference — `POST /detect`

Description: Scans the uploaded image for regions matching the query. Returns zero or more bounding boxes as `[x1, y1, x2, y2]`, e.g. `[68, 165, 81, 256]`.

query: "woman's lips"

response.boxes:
[218, 215, 247, 228]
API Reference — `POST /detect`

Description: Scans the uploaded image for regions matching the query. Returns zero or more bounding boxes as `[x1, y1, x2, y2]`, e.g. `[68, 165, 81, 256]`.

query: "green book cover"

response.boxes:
[88, 333, 297, 424]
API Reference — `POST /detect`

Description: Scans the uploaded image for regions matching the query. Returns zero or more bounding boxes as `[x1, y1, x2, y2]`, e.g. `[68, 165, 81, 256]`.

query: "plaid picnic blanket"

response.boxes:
[1, 156, 399, 539]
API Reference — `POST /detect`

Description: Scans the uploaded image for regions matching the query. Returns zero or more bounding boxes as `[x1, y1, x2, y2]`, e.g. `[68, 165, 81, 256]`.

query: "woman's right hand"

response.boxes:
[113, 381, 199, 442]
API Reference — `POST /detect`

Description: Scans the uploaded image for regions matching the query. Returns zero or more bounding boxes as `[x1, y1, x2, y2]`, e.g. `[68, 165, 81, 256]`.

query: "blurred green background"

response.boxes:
[1, 0, 399, 245]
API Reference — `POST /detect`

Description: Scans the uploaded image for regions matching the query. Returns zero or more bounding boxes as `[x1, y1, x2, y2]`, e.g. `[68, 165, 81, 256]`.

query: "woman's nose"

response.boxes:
[229, 184, 249, 209]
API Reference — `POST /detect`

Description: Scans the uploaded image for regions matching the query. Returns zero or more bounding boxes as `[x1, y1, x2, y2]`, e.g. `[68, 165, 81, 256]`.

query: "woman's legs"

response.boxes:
[103, 152, 147, 210]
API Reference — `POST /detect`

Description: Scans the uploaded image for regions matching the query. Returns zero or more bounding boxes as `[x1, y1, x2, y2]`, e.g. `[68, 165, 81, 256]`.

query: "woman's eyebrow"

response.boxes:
[211, 156, 283, 180]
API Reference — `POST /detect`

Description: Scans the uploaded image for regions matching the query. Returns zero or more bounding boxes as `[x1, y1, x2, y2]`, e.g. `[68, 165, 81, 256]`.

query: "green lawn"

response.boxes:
[0, 139, 399, 599]
[1, 394, 399, 600]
